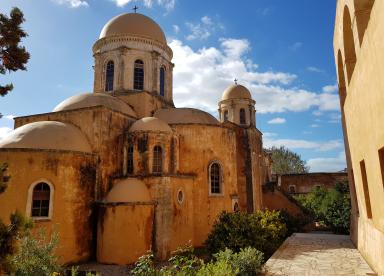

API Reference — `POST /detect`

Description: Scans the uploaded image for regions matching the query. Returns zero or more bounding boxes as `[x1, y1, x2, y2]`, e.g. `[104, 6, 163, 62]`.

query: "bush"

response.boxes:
[131, 252, 156, 276]
[214, 247, 264, 276]
[294, 181, 351, 234]
[204, 210, 286, 258]
[196, 259, 238, 276]
[9, 230, 61, 276]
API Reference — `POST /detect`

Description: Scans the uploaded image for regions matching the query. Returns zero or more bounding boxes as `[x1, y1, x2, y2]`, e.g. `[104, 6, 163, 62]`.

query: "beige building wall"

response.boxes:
[0, 150, 96, 264]
[334, 0, 384, 274]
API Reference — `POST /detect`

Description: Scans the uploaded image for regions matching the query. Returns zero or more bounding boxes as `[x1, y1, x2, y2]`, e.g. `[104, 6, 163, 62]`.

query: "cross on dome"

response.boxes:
[133, 5, 139, 13]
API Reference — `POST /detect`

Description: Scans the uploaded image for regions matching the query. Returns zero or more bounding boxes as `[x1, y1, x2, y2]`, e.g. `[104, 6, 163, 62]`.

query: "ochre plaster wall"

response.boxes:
[97, 204, 154, 265]
[0, 150, 96, 264]
[334, 0, 384, 274]
[262, 189, 303, 217]
[172, 124, 238, 247]
[279, 173, 348, 194]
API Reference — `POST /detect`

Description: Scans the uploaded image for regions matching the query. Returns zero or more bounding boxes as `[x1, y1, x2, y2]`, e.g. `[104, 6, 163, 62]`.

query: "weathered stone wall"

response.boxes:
[172, 124, 238, 246]
[279, 173, 348, 194]
[334, 0, 384, 274]
[14, 107, 135, 200]
[0, 149, 97, 264]
[97, 203, 155, 265]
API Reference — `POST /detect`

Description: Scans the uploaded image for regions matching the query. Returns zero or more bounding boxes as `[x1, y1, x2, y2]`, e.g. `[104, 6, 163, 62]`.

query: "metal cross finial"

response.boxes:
[234, 78, 238, 85]
[133, 5, 139, 13]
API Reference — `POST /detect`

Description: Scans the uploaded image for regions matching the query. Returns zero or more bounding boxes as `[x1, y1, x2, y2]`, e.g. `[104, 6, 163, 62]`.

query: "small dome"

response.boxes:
[53, 93, 137, 117]
[154, 108, 219, 125]
[0, 121, 92, 153]
[221, 84, 252, 101]
[129, 117, 172, 133]
[105, 178, 151, 203]
[100, 13, 167, 45]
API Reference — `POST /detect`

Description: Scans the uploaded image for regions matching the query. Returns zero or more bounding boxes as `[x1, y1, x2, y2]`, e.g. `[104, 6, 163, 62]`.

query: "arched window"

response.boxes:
[31, 182, 51, 217]
[337, 51, 347, 107]
[134, 59, 144, 90]
[127, 145, 134, 174]
[354, 0, 374, 45]
[223, 110, 229, 121]
[153, 145, 163, 174]
[239, 108, 246, 124]
[343, 7, 357, 83]
[160, 66, 165, 97]
[209, 162, 222, 194]
[105, 61, 114, 92]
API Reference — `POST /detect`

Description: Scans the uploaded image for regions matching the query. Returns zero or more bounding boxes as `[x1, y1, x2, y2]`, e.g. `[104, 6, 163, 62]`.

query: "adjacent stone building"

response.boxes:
[278, 172, 348, 194]
[334, 0, 384, 274]
[0, 13, 271, 265]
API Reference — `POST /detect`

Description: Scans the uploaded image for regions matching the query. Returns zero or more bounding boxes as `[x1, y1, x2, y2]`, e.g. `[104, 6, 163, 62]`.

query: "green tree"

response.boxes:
[0, 7, 30, 97]
[268, 146, 309, 174]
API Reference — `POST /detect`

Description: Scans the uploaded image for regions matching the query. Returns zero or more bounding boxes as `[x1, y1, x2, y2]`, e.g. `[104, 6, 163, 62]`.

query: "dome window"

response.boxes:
[160, 66, 165, 97]
[105, 60, 114, 92]
[223, 110, 229, 121]
[127, 145, 134, 174]
[240, 108, 246, 125]
[134, 59, 144, 90]
[152, 145, 163, 174]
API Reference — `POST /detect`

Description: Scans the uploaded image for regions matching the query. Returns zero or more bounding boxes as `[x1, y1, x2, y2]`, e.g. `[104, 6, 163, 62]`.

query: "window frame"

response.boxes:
[26, 179, 54, 221]
[208, 161, 223, 196]
[288, 185, 296, 194]
[134, 59, 144, 91]
[239, 108, 246, 125]
[105, 60, 114, 92]
[160, 66, 166, 97]
[152, 145, 163, 174]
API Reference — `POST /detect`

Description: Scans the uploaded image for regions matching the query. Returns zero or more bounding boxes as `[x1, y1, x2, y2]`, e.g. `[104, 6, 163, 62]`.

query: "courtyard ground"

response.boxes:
[263, 233, 375, 276]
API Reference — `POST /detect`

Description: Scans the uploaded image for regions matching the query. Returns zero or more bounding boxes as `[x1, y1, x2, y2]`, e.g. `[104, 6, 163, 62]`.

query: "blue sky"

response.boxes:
[0, 0, 345, 172]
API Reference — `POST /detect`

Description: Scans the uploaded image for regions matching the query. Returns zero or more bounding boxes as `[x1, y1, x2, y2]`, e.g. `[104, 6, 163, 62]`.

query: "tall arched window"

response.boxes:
[343, 7, 357, 83]
[239, 108, 246, 124]
[105, 61, 114, 92]
[209, 162, 222, 194]
[127, 145, 134, 174]
[134, 59, 144, 90]
[153, 145, 163, 174]
[223, 110, 229, 121]
[31, 182, 51, 217]
[160, 66, 165, 97]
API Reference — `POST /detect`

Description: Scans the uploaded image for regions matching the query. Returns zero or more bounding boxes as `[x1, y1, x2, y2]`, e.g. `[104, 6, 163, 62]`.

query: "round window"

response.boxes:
[177, 189, 184, 204]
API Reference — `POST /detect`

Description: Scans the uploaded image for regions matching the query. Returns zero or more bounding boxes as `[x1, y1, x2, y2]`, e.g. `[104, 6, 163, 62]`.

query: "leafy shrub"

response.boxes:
[278, 210, 311, 237]
[204, 210, 286, 258]
[131, 252, 156, 276]
[9, 230, 61, 276]
[294, 181, 351, 234]
[165, 245, 203, 275]
[196, 259, 238, 276]
[214, 247, 264, 276]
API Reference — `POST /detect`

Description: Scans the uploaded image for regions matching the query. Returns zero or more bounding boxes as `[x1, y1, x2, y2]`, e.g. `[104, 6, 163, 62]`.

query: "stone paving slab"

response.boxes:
[263, 233, 376, 276]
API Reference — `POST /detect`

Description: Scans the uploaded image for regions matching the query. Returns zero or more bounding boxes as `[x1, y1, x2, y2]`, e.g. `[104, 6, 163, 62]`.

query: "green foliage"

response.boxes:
[196, 259, 238, 276]
[0, 211, 32, 273]
[278, 210, 311, 237]
[131, 252, 157, 276]
[204, 210, 287, 258]
[8, 230, 61, 276]
[295, 181, 351, 234]
[0, 7, 30, 97]
[165, 245, 203, 275]
[214, 247, 264, 276]
[268, 146, 309, 174]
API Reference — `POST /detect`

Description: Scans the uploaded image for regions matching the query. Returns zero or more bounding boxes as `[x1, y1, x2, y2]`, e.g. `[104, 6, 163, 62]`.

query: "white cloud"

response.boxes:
[185, 16, 223, 41]
[290, 42, 302, 51]
[310, 124, 319, 128]
[322, 84, 338, 93]
[52, 0, 89, 8]
[307, 66, 324, 73]
[3, 115, 15, 120]
[263, 138, 343, 152]
[0, 127, 12, 141]
[173, 24, 180, 34]
[268, 117, 286, 124]
[263, 132, 278, 138]
[113, 0, 175, 10]
[307, 151, 347, 172]
[170, 38, 339, 114]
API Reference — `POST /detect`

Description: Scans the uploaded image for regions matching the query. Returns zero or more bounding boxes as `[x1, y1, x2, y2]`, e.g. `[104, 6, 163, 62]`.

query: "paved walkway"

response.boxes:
[263, 233, 375, 276]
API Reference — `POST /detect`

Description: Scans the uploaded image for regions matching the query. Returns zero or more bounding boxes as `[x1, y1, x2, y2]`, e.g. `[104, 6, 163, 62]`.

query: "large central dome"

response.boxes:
[99, 13, 167, 44]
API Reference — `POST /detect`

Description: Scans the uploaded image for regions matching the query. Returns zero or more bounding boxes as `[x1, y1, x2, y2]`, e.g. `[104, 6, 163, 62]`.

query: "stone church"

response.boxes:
[0, 13, 271, 264]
